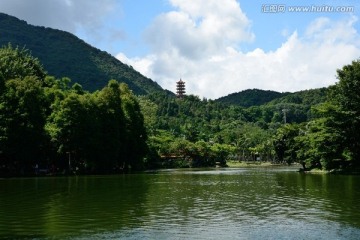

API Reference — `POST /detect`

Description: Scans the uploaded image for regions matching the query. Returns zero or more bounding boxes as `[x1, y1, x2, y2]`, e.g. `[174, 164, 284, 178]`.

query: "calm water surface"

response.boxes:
[1, 166, 360, 239]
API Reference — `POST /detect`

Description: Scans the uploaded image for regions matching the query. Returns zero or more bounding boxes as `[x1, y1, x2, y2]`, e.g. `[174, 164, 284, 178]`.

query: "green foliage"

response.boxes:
[293, 60, 360, 170]
[295, 120, 343, 170]
[335, 60, 360, 113]
[210, 143, 236, 166]
[0, 76, 47, 171]
[44, 79, 148, 174]
[218, 88, 328, 125]
[0, 44, 46, 84]
[273, 124, 301, 164]
[329, 59, 360, 167]
[143, 86, 329, 168]
[46, 91, 98, 172]
[137, 96, 158, 134]
[267, 88, 328, 106]
[120, 83, 148, 169]
[0, 45, 148, 175]
[217, 89, 287, 107]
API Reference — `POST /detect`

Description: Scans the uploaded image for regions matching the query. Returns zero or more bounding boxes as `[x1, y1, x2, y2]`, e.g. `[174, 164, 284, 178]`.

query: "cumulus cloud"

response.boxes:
[117, 0, 360, 99]
[144, 0, 253, 60]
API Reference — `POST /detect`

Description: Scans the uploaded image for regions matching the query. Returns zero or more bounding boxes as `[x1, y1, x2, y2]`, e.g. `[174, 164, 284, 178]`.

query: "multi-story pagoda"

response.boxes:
[176, 79, 186, 98]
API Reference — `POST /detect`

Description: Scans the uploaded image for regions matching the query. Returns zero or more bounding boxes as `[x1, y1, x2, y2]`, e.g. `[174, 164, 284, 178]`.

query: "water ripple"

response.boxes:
[1, 169, 360, 239]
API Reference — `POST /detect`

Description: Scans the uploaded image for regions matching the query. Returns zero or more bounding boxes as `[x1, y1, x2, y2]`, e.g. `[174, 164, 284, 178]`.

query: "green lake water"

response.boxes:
[1, 166, 360, 239]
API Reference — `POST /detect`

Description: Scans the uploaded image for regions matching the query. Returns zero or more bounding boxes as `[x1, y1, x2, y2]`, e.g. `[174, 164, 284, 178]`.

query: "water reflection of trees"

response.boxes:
[275, 173, 360, 228]
[0, 175, 151, 238]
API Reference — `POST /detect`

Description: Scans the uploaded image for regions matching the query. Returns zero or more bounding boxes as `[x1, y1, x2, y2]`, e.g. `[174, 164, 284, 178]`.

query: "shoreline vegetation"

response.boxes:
[227, 161, 360, 175]
[1, 41, 360, 177]
[226, 161, 282, 168]
[1, 159, 360, 178]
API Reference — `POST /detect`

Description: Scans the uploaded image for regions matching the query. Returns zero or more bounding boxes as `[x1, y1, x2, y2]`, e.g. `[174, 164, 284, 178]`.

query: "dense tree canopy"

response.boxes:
[280, 59, 360, 171]
[140, 60, 360, 172]
[1, 44, 359, 175]
[333, 59, 360, 164]
[0, 44, 46, 83]
[0, 45, 147, 176]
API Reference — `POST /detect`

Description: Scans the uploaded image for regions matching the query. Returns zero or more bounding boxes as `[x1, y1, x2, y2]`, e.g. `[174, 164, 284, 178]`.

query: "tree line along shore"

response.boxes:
[1, 45, 360, 177]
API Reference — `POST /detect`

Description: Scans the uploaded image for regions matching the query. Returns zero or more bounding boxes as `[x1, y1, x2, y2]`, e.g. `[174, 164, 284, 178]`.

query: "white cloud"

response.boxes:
[116, 52, 156, 77]
[144, 0, 254, 60]
[118, 0, 360, 99]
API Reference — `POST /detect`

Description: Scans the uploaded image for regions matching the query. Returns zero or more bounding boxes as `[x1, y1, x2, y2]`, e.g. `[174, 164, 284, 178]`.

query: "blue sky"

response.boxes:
[1, 0, 360, 99]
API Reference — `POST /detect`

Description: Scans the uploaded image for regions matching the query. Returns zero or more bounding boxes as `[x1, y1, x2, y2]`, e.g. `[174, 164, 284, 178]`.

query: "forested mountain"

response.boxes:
[216, 89, 289, 107]
[266, 88, 328, 106]
[213, 88, 328, 126]
[0, 12, 166, 95]
[216, 88, 328, 108]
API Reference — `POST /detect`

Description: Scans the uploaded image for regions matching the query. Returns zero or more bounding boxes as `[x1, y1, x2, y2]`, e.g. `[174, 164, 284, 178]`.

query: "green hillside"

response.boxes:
[0, 12, 166, 95]
[266, 87, 328, 106]
[216, 89, 289, 107]
[215, 87, 327, 108]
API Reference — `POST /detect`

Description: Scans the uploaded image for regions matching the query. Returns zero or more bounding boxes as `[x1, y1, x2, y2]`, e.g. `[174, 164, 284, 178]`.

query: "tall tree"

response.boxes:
[0, 45, 47, 175]
[95, 80, 126, 172]
[120, 83, 147, 169]
[294, 60, 360, 170]
[332, 59, 360, 166]
[295, 105, 346, 170]
[273, 124, 300, 164]
[0, 76, 47, 173]
[45, 91, 94, 172]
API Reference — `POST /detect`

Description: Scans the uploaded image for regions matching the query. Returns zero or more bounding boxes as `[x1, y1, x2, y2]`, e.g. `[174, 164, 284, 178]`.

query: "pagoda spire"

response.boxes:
[176, 78, 186, 98]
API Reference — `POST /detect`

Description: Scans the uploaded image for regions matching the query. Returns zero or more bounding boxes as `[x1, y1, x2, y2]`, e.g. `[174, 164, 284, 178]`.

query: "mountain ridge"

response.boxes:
[0, 12, 168, 95]
[215, 87, 328, 108]
[215, 89, 290, 107]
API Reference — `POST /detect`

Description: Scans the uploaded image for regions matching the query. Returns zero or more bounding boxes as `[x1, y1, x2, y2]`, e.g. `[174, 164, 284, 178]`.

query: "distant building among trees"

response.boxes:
[176, 79, 186, 98]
